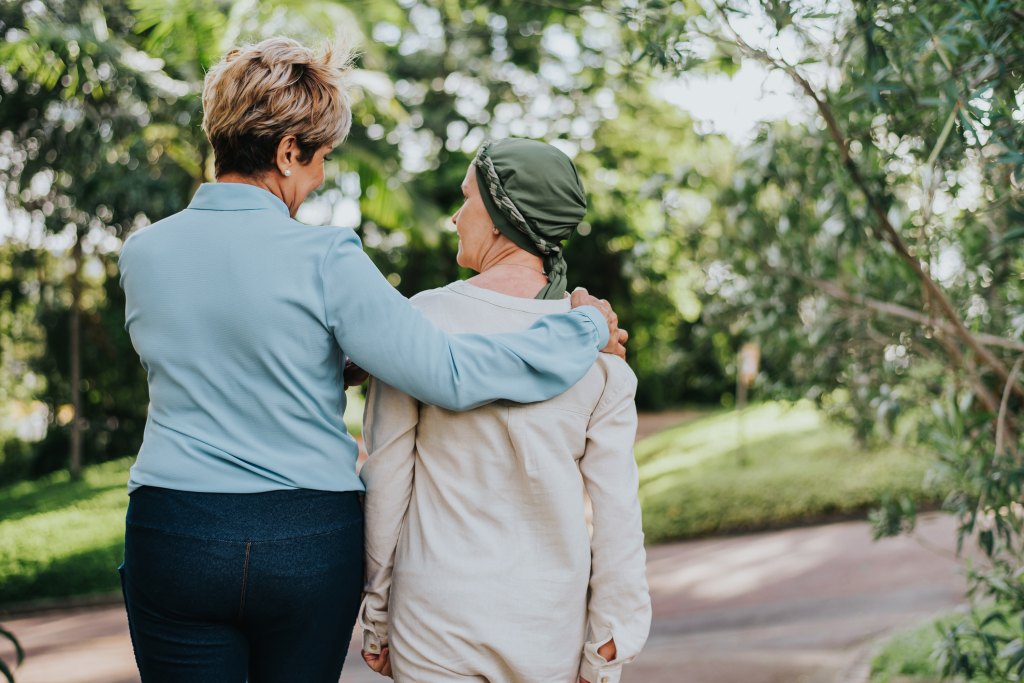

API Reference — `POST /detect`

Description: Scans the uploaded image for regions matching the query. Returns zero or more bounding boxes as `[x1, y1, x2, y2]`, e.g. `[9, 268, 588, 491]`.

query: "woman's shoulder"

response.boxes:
[595, 353, 639, 399]
[409, 285, 454, 305]
[408, 285, 463, 323]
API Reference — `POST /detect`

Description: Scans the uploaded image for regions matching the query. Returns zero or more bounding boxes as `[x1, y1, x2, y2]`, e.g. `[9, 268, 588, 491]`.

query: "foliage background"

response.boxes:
[0, 0, 740, 480]
[2, 0, 1024, 677]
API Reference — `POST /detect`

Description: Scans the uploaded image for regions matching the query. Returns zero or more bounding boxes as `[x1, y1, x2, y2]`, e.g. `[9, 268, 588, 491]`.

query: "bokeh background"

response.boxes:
[1, 1, 1023, 681]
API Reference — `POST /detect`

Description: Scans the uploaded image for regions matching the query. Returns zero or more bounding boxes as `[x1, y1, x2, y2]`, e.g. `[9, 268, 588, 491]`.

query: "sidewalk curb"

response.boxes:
[832, 635, 882, 683]
[832, 607, 962, 683]
[0, 591, 123, 618]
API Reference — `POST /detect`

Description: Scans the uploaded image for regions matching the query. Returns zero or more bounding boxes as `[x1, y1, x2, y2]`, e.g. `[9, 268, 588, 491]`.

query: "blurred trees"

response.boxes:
[617, 0, 1024, 678]
[5, 0, 1022, 672]
[0, 0, 732, 479]
[0, 0, 196, 478]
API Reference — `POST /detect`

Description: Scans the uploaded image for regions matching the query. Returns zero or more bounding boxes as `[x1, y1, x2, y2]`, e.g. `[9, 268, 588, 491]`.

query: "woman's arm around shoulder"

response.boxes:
[320, 228, 613, 411]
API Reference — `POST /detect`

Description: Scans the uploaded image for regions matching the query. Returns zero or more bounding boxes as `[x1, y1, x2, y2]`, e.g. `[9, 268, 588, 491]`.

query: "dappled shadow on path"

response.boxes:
[623, 514, 966, 683]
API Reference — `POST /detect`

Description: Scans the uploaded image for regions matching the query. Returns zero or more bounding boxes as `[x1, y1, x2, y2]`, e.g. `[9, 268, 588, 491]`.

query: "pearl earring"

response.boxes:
[492, 228, 499, 235]
[284, 169, 292, 177]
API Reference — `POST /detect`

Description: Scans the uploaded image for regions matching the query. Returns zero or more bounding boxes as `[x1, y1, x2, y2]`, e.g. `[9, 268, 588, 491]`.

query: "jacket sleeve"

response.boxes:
[320, 229, 608, 411]
[357, 376, 420, 653]
[577, 360, 651, 683]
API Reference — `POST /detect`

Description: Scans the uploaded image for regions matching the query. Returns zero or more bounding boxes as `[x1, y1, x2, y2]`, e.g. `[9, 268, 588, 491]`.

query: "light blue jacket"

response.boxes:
[119, 183, 608, 493]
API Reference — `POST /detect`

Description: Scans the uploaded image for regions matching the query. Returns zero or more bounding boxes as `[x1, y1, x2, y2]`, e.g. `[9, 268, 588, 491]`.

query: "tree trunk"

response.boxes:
[69, 233, 83, 480]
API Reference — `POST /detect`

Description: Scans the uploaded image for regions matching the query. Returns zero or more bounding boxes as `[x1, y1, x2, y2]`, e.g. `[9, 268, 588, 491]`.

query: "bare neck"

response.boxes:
[217, 172, 279, 195]
[468, 243, 548, 299]
[216, 173, 293, 215]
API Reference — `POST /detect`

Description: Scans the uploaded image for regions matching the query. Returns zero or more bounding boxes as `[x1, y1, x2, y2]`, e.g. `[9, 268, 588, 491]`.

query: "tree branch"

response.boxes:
[996, 357, 1023, 458]
[785, 272, 1024, 354]
[713, 3, 1024, 401]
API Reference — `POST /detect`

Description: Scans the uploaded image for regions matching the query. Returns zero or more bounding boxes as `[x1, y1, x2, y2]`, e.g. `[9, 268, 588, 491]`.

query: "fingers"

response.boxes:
[570, 289, 627, 357]
[601, 327, 629, 360]
[597, 637, 618, 661]
[569, 287, 592, 309]
[362, 649, 390, 674]
[599, 298, 614, 317]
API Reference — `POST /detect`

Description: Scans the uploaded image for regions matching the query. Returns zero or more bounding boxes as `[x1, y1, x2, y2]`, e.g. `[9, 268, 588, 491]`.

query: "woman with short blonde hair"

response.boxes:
[202, 38, 352, 179]
[118, 38, 625, 682]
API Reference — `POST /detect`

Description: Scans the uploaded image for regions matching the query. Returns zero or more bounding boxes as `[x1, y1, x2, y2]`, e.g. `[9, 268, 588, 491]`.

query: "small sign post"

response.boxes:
[736, 342, 760, 465]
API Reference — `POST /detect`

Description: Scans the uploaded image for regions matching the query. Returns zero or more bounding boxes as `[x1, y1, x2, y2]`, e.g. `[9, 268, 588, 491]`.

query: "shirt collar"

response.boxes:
[187, 182, 290, 216]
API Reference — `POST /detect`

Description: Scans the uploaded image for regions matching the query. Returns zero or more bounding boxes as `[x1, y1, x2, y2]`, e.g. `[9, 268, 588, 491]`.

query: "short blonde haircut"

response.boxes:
[202, 37, 354, 177]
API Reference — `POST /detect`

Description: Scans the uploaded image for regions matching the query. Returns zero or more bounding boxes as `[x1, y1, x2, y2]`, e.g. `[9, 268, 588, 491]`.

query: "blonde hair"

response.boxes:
[202, 37, 355, 177]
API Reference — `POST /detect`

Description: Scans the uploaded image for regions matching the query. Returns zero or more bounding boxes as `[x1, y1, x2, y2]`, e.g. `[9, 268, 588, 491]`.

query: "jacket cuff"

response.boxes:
[579, 658, 622, 683]
[357, 597, 388, 653]
[573, 305, 609, 350]
[362, 629, 386, 654]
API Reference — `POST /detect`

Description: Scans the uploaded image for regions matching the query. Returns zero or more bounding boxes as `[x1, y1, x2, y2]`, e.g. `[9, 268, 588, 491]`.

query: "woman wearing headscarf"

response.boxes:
[359, 138, 652, 683]
[117, 39, 626, 683]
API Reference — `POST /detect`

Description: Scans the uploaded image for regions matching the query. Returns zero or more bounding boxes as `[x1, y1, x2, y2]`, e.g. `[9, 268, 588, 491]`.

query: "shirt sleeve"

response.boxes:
[357, 376, 420, 654]
[577, 360, 652, 683]
[320, 229, 608, 411]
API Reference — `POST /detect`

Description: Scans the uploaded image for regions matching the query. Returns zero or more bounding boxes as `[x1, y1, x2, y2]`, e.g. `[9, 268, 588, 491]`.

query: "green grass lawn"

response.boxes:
[869, 610, 1022, 683]
[869, 614, 970, 683]
[0, 400, 940, 607]
[870, 616, 948, 683]
[0, 389, 367, 608]
[0, 457, 130, 606]
[637, 401, 943, 543]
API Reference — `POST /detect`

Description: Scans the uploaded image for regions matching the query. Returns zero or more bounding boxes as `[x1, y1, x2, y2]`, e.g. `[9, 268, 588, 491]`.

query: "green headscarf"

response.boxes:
[472, 138, 587, 300]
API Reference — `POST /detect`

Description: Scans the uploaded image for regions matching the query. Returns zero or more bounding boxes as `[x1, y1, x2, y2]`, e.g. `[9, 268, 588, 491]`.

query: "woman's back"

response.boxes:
[121, 183, 357, 494]
[398, 281, 611, 579]
[361, 280, 642, 682]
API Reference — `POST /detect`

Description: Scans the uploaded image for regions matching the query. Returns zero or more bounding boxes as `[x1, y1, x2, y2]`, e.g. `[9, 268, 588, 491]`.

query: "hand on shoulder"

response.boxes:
[570, 287, 629, 360]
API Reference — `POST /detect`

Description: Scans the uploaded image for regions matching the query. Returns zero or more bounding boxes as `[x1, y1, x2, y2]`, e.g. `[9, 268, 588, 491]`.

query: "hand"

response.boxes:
[579, 638, 617, 683]
[362, 646, 393, 677]
[344, 360, 370, 388]
[570, 288, 628, 360]
[598, 638, 617, 662]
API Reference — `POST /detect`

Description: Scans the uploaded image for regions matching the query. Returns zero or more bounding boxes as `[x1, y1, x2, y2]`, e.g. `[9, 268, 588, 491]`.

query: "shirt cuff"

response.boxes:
[362, 629, 386, 654]
[573, 305, 609, 350]
[579, 658, 622, 683]
[580, 633, 624, 683]
[357, 597, 388, 653]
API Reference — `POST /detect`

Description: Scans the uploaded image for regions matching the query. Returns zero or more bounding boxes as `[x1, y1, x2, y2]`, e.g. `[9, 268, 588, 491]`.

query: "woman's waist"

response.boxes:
[129, 421, 364, 493]
[127, 485, 362, 541]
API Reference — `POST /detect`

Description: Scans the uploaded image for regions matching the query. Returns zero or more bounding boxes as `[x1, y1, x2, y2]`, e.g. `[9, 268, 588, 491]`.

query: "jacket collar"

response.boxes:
[187, 182, 289, 216]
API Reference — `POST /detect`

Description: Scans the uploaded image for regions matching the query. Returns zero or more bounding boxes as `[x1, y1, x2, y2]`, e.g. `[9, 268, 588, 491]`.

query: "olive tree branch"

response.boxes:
[711, 2, 1024, 402]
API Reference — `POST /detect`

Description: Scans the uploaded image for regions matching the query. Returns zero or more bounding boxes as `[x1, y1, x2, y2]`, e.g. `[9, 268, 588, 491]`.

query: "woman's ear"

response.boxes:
[275, 135, 298, 177]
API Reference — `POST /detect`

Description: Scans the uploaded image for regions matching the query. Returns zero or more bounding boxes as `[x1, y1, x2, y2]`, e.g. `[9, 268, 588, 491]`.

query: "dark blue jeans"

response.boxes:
[120, 486, 363, 683]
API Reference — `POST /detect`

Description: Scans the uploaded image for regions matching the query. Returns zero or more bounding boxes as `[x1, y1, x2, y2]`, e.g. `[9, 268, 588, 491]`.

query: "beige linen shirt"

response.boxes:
[359, 281, 651, 683]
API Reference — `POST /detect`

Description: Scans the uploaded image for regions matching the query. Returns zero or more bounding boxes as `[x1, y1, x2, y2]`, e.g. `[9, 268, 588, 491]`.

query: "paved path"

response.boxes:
[634, 409, 703, 441]
[623, 513, 965, 683]
[0, 514, 965, 683]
